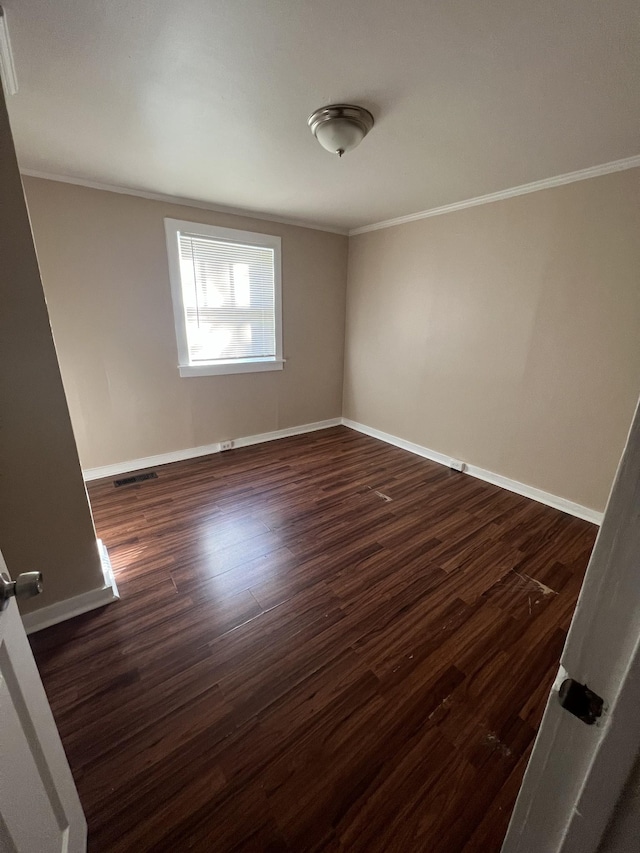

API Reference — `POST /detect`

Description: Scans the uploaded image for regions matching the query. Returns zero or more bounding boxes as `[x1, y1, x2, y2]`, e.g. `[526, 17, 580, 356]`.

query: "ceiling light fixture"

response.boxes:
[308, 104, 374, 158]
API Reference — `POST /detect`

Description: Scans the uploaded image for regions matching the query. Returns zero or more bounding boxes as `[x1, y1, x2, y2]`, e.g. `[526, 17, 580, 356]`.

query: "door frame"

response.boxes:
[503, 396, 640, 851]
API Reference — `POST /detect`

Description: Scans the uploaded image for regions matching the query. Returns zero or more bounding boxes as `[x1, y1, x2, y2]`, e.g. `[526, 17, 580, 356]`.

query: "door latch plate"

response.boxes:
[558, 678, 604, 725]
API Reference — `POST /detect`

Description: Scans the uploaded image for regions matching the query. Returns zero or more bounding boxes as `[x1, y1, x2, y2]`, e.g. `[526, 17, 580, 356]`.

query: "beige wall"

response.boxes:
[22, 178, 349, 470]
[20, 169, 640, 515]
[0, 92, 104, 611]
[344, 169, 640, 512]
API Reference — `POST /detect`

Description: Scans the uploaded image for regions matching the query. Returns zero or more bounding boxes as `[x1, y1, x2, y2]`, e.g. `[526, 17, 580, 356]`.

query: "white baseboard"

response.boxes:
[97, 538, 119, 598]
[83, 415, 602, 523]
[82, 418, 342, 481]
[40, 415, 600, 634]
[83, 442, 222, 481]
[231, 418, 341, 450]
[41, 416, 599, 633]
[342, 418, 603, 525]
[22, 540, 120, 634]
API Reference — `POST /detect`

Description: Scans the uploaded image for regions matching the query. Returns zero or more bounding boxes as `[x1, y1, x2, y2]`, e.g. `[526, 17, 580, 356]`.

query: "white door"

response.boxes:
[0, 548, 86, 853]
[503, 396, 640, 852]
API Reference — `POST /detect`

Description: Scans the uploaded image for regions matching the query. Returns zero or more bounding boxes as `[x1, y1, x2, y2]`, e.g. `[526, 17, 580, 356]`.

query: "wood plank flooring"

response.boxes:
[30, 426, 597, 851]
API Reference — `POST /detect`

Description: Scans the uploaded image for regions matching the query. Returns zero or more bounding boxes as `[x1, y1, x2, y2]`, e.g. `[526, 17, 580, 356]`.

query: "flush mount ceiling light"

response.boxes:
[308, 104, 374, 157]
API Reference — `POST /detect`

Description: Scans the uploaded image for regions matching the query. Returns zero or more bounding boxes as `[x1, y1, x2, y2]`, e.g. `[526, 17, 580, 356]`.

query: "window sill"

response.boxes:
[178, 359, 285, 377]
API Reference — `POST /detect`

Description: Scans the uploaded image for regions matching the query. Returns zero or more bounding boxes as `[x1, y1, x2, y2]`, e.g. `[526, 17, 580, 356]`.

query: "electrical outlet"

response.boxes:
[449, 458, 466, 472]
[220, 440, 234, 451]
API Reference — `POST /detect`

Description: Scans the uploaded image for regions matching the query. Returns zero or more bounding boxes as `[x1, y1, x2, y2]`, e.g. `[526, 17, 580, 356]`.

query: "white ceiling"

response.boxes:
[4, 0, 640, 231]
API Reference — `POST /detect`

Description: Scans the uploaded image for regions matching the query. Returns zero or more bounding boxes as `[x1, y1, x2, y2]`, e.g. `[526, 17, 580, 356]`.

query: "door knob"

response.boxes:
[0, 571, 44, 610]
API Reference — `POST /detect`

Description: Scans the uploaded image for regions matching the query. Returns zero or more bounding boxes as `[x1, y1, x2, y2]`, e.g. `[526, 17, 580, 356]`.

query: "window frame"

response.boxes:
[164, 218, 284, 377]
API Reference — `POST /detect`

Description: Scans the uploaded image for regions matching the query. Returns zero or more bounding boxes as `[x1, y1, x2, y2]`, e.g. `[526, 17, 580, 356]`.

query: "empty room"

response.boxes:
[1, 1, 639, 851]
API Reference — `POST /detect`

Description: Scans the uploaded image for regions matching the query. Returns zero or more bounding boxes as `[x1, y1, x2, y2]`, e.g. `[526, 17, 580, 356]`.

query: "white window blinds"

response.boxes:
[177, 232, 277, 364]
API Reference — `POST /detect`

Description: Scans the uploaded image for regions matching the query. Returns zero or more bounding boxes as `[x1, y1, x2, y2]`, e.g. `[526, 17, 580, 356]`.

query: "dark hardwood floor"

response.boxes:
[30, 426, 597, 852]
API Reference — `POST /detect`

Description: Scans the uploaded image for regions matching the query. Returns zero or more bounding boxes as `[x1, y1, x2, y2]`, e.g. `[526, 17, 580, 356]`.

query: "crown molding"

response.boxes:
[19, 169, 349, 236]
[349, 155, 640, 236]
[20, 154, 640, 239]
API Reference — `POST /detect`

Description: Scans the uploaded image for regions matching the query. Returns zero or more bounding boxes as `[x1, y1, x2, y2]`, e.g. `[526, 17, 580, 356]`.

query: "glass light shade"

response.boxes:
[314, 119, 366, 155]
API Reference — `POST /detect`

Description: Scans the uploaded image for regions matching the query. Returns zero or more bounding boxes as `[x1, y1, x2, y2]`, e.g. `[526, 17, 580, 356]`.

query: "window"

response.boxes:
[164, 218, 283, 376]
